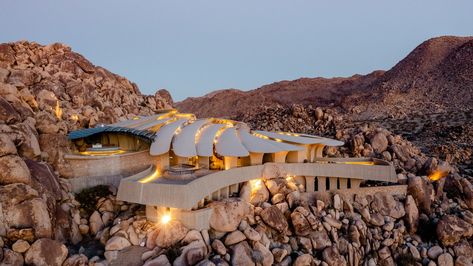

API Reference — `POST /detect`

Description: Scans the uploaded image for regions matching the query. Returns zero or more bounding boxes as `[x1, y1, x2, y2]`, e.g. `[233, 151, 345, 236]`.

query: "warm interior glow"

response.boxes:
[138, 169, 161, 183]
[55, 101, 63, 120]
[132, 116, 140, 120]
[160, 213, 171, 224]
[70, 114, 79, 121]
[79, 149, 126, 156]
[428, 169, 449, 181]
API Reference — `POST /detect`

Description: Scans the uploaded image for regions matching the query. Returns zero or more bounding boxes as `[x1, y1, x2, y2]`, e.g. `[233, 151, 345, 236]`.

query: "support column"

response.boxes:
[220, 186, 229, 199]
[313, 144, 325, 161]
[157, 153, 170, 171]
[317, 177, 326, 192]
[273, 151, 288, 163]
[339, 178, 348, 189]
[250, 153, 264, 165]
[329, 177, 338, 190]
[286, 149, 307, 163]
[230, 184, 239, 195]
[198, 156, 209, 169]
[224, 156, 238, 170]
[351, 179, 362, 189]
[305, 176, 315, 192]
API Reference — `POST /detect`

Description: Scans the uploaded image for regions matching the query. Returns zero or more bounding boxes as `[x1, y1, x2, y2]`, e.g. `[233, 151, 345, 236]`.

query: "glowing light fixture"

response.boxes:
[160, 213, 171, 224]
[428, 169, 449, 181]
[55, 101, 63, 120]
[138, 169, 161, 183]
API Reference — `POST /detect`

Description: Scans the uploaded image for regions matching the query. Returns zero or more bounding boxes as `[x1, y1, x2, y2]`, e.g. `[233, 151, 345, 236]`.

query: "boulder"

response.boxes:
[427, 246, 443, 260]
[24, 238, 68, 266]
[370, 192, 405, 219]
[89, 211, 104, 235]
[211, 239, 226, 255]
[105, 236, 131, 251]
[0, 134, 17, 156]
[310, 229, 332, 250]
[209, 198, 251, 232]
[294, 254, 314, 266]
[291, 211, 311, 236]
[11, 240, 30, 253]
[63, 254, 89, 266]
[254, 242, 273, 266]
[436, 215, 473, 246]
[224, 230, 246, 246]
[230, 241, 254, 266]
[1, 249, 24, 265]
[143, 254, 171, 266]
[155, 220, 188, 248]
[437, 253, 454, 266]
[260, 206, 288, 233]
[239, 180, 269, 206]
[408, 175, 433, 214]
[322, 246, 347, 266]
[370, 132, 388, 153]
[0, 183, 52, 239]
[173, 240, 207, 266]
[405, 195, 419, 234]
[0, 155, 32, 185]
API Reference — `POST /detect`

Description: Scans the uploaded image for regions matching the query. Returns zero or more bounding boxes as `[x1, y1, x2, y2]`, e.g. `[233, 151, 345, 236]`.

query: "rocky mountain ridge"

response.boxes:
[176, 36, 473, 120]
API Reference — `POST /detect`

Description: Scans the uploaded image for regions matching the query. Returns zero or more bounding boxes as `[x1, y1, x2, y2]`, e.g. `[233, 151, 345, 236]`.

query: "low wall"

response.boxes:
[65, 150, 158, 192]
[118, 160, 397, 210]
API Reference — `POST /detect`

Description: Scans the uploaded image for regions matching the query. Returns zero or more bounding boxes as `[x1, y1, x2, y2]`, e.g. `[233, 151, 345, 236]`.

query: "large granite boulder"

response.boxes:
[209, 198, 251, 232]
[24, 238, 68, 266]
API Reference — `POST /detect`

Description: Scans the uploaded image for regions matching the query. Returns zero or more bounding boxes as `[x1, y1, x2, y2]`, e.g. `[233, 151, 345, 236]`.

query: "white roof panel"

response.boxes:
[196, 124, 225, 156]
[254, 130, 342, 146]
[172, 119, 210, 157]
[134, 118, 171, 131]
[215, 127, 249, 157]
[239, 129, 302, 153]
[150, 118, 189, 156]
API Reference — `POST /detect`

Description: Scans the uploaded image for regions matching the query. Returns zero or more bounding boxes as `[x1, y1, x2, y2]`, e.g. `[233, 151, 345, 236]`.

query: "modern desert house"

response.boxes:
[66, 109, 397, 229]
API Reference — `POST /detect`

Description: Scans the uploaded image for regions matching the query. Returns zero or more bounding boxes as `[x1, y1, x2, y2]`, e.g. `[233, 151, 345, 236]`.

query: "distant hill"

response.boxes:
[176, 36, 473, 119]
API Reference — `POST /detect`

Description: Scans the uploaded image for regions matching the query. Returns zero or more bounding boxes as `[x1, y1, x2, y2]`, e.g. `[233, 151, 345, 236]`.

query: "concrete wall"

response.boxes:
[65, 150, 160, 192]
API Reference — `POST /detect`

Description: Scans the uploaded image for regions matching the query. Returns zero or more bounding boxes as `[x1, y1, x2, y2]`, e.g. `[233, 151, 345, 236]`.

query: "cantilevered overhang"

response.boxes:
[254, 130, 344, 146]
[238, 129, 303, 153]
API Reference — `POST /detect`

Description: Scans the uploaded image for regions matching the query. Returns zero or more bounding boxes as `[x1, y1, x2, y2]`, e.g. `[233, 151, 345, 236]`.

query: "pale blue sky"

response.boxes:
[1, 1, 473, 101]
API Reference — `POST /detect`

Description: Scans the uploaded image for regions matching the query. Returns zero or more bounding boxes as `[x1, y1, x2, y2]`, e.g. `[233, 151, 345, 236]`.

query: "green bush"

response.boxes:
[75, 185, 112, 215]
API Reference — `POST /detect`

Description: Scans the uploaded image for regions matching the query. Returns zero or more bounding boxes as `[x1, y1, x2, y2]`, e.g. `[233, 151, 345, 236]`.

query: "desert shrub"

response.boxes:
[75, 185, 112, 215]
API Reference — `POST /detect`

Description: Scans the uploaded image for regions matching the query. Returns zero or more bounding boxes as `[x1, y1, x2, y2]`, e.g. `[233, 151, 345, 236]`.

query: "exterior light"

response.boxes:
[139, 169, 160, 183]
[428, 169, 449, 181]
[70, 114, 79, 121]
[55, 101, 63, 120]
[161, 213, 171, 224]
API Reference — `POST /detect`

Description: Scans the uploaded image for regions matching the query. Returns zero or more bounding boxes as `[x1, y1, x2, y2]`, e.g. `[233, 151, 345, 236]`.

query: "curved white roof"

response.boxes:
[88, 110, 344, 157]
[172, 119, 210, 157]
[150, 118, 190, 156]
[196, 124, 226, 156]
[215, 127, 249, 157]
[239, 129, 303, 153]
[134, 118, 171, 131]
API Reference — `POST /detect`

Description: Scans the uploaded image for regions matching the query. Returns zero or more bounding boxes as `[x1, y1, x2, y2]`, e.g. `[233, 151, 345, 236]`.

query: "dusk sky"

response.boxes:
[1, 1, 473, 101]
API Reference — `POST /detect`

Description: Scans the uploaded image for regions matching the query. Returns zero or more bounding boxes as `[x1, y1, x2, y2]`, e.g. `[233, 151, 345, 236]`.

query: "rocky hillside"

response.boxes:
[0, 41, 171, 264]
[176, 36, 473, 119]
